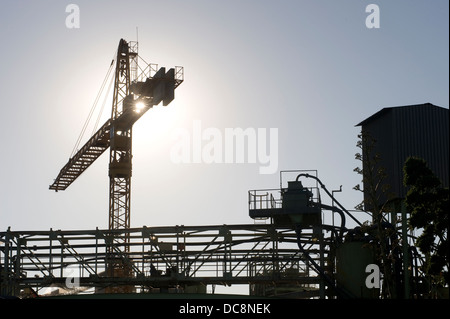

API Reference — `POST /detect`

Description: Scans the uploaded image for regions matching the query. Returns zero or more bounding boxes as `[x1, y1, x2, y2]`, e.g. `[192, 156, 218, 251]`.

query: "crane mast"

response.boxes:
[49, 39, 183, 282]
[108, 39, 135, 251]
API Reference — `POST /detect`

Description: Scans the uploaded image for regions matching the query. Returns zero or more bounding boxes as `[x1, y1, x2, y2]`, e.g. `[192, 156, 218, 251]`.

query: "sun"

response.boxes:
[134, 101, 147, 113]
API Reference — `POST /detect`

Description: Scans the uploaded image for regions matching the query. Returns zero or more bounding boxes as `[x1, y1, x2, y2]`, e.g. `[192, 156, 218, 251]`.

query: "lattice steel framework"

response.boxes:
[108, 39, 135, 252]
[49, 39, 183, 255]
[0, 224, 337, 298]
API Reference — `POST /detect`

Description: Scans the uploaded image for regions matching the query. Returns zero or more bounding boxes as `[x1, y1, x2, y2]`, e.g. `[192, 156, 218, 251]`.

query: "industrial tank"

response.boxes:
[336, 241, 379, 299]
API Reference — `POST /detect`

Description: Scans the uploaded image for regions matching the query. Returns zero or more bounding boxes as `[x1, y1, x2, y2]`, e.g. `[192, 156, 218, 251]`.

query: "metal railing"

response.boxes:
[0, 225, 327, 298]
[248, 187, 321, 211]
[248, 189, 282, 211]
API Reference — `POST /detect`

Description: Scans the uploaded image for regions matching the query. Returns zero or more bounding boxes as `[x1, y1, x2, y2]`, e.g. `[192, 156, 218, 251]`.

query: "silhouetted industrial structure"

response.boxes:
[47, 39, 183, 291]
[355, 103, 449, 299]
[356, 103, 449, 205]
[0, 40, 446, 299]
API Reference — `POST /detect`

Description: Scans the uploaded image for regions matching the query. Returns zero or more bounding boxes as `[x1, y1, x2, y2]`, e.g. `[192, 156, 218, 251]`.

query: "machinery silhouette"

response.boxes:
[49, 39, 183, 291]
[0, 40, 435, 299]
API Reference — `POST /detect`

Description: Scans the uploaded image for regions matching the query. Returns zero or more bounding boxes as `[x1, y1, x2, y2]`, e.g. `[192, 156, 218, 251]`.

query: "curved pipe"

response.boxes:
[295, 225, 353, 299]
[296, 173, 362, 226]
[320, 203, 346, 240]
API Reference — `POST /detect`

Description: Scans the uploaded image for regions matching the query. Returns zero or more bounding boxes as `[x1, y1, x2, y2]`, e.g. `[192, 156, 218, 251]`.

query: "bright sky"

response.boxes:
[1, 0, 448, 233]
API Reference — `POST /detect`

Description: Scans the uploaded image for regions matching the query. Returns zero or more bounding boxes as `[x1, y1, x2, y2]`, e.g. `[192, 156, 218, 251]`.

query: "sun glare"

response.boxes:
[135, 101, 146, 113]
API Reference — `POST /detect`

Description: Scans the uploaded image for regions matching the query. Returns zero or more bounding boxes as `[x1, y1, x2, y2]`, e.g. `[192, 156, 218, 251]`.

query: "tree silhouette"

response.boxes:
[404, 157, 449, 288]
[354, 131, 399, 298]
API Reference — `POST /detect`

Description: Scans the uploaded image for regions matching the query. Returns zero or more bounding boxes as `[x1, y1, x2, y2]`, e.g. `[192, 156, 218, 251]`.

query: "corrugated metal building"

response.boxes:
[356, 103, 449, 206]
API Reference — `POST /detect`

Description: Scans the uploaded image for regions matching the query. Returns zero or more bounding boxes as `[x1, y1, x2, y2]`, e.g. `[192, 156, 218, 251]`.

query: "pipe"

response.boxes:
[296, 173, 362, 226]
[295, 225, 353, 299]
[320, 203, 346, 240]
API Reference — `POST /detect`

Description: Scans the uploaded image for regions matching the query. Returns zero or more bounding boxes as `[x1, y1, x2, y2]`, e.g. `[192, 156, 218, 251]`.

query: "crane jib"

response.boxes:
[50, 67, 182, 191]
[49, 119, 112, 191]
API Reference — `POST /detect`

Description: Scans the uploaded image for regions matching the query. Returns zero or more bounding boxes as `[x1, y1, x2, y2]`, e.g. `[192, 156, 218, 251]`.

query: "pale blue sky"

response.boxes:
[0, 1, 448, 232]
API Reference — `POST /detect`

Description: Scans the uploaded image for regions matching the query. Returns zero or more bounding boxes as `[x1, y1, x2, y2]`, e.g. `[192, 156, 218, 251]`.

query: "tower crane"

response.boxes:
[49, 39, 183, 257]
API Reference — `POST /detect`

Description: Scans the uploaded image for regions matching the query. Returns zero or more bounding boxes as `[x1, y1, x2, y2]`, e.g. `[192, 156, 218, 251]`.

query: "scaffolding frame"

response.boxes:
[0, 224, 338, 298]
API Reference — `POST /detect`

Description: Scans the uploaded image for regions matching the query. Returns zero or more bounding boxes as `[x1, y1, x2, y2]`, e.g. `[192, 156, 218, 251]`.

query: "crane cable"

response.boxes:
[91, 66, 115, 137]
[70, 55, 116, 158]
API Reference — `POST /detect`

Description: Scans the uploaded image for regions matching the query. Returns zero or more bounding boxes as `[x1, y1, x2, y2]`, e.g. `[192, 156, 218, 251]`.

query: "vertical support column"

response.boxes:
[401, 200, 410, 299]
[221, 227, 232, 280]
[108, 39, 133, 255]
[318, 225, 326, 299]
[106, 39, 134, 292]
[175, 226, 180, 276]
[2, 228, 20, 297]
[49, 232, 53, 278]
[271, 227, 279, 277]
[95, 228, 99, 274]
[1, 229, 11, 296]
[15, 236, 22, 295]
